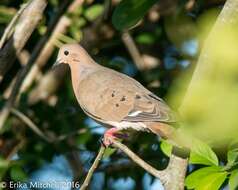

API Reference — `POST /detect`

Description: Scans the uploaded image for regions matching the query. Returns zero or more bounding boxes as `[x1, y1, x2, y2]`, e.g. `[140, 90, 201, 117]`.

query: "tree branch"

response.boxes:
[0, 0, 47, 82]
[80, 145, 106, 190]
[0, 0, 72, 131]
[110, 138, 169, 185]
[0, 3, 28, 49]
[81, 137, 174, 189]
[121, 31, 146, 70]
[10, 108, 51, 143]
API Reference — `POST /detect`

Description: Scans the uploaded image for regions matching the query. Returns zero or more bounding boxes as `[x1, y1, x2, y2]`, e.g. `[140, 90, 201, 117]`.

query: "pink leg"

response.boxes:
[103, 128, 119, 147]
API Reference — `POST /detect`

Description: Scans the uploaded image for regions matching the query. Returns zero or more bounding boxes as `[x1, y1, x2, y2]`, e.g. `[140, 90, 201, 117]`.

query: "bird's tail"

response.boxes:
[146, 122, 175, 140]
[147, 122, 191, 151]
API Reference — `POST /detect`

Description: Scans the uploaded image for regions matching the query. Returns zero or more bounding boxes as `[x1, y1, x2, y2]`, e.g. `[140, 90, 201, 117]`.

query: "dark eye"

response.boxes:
[64, 50, 69, 56]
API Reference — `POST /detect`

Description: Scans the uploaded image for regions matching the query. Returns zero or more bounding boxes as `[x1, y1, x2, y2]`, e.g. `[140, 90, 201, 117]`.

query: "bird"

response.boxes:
[54, 43, 177, 146]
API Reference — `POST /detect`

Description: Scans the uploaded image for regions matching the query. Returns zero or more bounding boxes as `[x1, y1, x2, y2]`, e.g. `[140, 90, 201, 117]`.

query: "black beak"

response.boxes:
[52, 60, 62, 68]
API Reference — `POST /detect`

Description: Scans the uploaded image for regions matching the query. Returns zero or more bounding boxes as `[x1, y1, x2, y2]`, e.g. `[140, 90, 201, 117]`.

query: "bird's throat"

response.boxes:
[70, 64, 95, 95]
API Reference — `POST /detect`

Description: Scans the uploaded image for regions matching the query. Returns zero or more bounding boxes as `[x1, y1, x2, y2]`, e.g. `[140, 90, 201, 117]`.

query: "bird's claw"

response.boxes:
[100, 128, 126, 148]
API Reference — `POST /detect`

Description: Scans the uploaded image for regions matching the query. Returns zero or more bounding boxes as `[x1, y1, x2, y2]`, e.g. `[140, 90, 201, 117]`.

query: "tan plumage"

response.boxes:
[55, 43, 177, 139]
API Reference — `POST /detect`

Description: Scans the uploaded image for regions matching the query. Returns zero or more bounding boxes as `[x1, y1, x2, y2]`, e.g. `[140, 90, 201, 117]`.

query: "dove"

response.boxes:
[54, 43, 177, 146]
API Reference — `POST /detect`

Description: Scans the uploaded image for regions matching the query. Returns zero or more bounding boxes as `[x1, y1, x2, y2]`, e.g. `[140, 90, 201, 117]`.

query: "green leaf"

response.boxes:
[229, 170, 238, 190]
[75, 131, 91, 145]
[185, 166, 221, 189]
[103, 147, 117, 158]
[84, 4, 104, 21]
[136, 33, 155, 45]
[160, 140, 172, 157]
[196, 172, 227, 190]
[0, 158, 9, 169]
[190, 140, 218, 166]
[227, 147, 238, 166]
[10, 166, 28, 182]
[112, 0, 158, 30]
[0, 158, 9, 181]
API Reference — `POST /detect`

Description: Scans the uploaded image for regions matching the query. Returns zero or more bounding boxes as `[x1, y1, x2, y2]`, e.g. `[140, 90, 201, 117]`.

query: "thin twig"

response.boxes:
[10, 108, 51, 142]
[56, 126, 102, 141]
[0, 3, 28, 49]
[109, 138, 169, 186]
[5, 138, 25, 160]
[103, 0, 111, 20]
[121, 31, 145, 70]
[80, 145, 106, 190]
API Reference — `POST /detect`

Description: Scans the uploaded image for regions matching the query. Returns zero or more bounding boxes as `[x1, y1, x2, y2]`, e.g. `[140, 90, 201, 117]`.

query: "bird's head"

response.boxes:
[53, 43, 94, 68]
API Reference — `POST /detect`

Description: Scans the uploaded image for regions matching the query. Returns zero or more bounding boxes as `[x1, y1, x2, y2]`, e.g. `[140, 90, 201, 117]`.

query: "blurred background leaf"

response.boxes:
[112, 0, 158, 30]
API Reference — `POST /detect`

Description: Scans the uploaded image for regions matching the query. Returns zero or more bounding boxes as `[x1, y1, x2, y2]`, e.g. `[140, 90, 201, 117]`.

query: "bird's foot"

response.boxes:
[101, 128, 127, 147]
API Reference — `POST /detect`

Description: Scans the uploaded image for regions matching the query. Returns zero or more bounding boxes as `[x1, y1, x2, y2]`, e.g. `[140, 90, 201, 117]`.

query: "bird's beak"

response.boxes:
[52, 60, 62, 69]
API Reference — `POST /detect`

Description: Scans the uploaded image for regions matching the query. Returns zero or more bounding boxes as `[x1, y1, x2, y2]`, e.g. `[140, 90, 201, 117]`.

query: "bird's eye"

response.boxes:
[64, 50, 69, 56]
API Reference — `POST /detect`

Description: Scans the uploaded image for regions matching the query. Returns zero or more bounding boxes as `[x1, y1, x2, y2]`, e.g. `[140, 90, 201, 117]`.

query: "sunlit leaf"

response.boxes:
[227, 147, 238, 166]
[135, 33, 155, 45]
[0, 158, 9, 169]
[112, 0, 158, 30]
[196, 172, 227, 190]
[103, 147, 117, 158]
[160, 140, 172, 157]
[185, 166, 221, 189]
[84, 4, 104, 21]
[190, 140, 218, 166]
[0, 158, 9, 181]
[229, 170, 238, 190]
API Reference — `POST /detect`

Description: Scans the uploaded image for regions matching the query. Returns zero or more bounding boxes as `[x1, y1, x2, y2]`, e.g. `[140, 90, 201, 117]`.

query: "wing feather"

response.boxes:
[122, 93, 177, 123]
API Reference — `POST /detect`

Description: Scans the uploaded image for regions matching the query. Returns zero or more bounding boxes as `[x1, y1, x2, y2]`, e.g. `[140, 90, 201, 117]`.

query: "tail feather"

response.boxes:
[146, 122, 175, 139]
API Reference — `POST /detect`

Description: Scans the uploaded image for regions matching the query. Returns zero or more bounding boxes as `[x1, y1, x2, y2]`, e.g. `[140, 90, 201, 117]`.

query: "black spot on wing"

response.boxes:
[120, 96, 126, 101]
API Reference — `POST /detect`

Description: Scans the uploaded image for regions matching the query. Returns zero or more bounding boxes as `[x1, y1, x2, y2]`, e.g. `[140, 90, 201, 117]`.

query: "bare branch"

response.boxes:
[81, 138, 189, 189]
[0, 0, 47, 82]
[0, 0, 72, 130]
[80, 145, 106, 190]
[0, 3, 28, 49]
[121, 31, 146, 70]
[109, 138, 169, 186]
[10, 108, 51, 143]
[165, 148, 188, 190]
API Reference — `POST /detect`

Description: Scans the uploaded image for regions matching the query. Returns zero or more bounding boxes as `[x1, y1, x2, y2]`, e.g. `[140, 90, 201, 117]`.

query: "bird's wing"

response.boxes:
[78, 69, 176, 124]
[122, 92, 177, 123]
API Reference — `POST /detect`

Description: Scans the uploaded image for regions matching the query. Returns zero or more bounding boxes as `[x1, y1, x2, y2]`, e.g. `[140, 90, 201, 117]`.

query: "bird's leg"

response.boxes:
[102, 128, 127, 147]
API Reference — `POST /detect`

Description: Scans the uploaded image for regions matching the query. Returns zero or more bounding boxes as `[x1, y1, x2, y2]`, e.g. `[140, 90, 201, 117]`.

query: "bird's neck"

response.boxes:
[69, 62, 99, 93]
